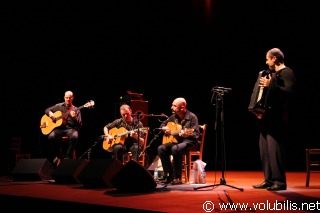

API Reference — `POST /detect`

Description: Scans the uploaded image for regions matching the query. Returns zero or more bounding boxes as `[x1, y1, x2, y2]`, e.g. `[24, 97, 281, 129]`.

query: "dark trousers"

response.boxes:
[113, 143, 140, 162]
[47, 128, 79, 162]
[259, 132, 286, 185]
[158, 142, 196, 179]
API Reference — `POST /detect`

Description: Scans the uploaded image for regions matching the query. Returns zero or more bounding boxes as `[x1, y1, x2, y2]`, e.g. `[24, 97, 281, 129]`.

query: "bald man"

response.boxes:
[157, 97, 200, 184]
[45, 90, 82, 167]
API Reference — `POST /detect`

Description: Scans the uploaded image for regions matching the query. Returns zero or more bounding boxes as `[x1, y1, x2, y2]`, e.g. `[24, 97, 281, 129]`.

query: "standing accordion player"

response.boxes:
[248, 70, 275, 118]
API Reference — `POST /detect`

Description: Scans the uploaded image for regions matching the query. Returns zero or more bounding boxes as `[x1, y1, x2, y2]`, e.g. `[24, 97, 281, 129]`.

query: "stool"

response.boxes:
[57, 136, 77, 166]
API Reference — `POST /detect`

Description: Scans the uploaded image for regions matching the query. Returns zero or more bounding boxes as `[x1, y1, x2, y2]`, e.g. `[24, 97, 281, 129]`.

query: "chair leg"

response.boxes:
[72, 150, 77, 159]
[306, 167, 310, 187]
[306, 149, 310, 187]
[184, 155, 188, 183]
[188, 154, 192, 182]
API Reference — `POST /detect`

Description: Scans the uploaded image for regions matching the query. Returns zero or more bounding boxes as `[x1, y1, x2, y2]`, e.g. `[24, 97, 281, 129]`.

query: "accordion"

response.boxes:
[248, 70, 273, 117]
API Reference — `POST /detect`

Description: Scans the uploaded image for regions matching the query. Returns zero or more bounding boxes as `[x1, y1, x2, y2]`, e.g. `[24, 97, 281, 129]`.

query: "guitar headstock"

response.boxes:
[84, 100, 95, 108]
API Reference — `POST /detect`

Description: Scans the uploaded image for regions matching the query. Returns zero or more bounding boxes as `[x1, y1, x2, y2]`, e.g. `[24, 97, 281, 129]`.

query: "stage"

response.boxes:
[1, 170, 319, 212]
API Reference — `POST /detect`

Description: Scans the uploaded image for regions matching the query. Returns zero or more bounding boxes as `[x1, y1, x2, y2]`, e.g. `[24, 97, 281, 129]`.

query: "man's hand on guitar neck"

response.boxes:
[130, 131, 139, 139]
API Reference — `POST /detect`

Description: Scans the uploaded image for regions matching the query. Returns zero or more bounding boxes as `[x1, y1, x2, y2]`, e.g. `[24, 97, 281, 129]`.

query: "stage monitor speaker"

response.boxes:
[51, 159, 89, 184]
[77, 159, 123, 188]
[111, 159, 157, 192]
[11, 159, 54, 181]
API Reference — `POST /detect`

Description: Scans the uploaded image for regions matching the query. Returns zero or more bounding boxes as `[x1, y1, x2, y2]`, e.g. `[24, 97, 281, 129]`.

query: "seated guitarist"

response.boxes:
[157, 97, 200, 185]
[44, 90, 82, 166]
[103, 104, 146, 163]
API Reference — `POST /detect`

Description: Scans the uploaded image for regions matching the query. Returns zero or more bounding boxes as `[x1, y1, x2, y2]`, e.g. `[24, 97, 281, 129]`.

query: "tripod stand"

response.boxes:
[195, 86, 243, 191]
[79, 135, 104, 160]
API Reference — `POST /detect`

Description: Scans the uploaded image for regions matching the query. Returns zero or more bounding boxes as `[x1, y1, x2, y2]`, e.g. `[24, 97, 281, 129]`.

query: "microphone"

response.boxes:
[212, 86, 232, 92]
[161, 113, 169, 119]
[99, 135, 106, 140]
[153, 128, 164, 131]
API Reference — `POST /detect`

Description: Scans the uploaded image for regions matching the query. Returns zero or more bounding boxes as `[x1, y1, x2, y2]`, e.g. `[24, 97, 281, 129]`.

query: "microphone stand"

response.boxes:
[139, 130, 162, 158]
[79, 136, 104, 160]
[132, 113, 168, 162]
[195, 87, 243, 191]
[136, 114, 141, 161]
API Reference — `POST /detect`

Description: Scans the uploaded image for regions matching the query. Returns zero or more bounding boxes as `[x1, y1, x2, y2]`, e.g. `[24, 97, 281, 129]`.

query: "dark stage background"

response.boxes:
[2, 1, 320, 174]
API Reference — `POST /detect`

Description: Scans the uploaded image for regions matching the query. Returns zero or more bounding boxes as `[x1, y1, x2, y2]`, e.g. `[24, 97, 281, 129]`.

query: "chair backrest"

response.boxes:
[198, 124, 207, 160]
[10, 137, 31, 164]
[182, 123, 207, 183]
[123, 127, 149, 166]
[139, 128, 149, 166]
[305, 148, 320, 186]
[10, 138, 21, 153]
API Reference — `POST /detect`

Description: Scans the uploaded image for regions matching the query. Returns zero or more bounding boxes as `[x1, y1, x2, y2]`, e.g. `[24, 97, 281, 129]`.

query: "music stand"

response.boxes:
[194, 86, 243, 191]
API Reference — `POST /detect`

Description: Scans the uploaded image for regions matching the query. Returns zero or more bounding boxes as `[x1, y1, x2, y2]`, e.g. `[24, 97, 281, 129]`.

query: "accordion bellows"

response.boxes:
[248, 70, 273, 117]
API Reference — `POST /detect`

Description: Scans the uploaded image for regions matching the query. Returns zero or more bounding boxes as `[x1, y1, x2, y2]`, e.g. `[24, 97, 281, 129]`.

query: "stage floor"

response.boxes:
[1, 171, 320, 212]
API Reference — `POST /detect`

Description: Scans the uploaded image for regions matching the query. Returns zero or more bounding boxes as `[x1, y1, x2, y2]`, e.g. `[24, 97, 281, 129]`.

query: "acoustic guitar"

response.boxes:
[40, 100, 95, 135]
[162, 122, 194, 144]
[102, 127, 149, 152]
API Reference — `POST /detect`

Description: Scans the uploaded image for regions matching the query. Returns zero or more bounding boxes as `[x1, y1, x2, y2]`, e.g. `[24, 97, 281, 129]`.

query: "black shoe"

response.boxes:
[171, 178, 182, 185]
[161, 175, 174, 184]
[267, 183, 287, 191]
[252, 181, 273, 189]
[158, 175, 165, 181]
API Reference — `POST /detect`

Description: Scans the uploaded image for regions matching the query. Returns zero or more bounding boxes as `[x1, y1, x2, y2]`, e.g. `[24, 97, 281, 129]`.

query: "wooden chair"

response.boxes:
[182, 124, 207, 183]
[306, 148, 320, 187]
[10, 137, 31, 164]
[123, 127, 149, 167]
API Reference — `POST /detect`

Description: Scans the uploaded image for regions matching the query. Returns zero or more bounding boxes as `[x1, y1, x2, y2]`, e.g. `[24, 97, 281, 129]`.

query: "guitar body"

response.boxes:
[103, 127, 149, 152]
[103, 127, 129, 152]
[40, 111, 63, 135]
[39, 100, 95, 135]
[162, 122, 182, 144]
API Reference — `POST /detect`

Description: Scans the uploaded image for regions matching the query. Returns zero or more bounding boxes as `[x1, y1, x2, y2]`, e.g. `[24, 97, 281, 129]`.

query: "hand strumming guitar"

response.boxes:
[104, 134, 114, 144]
[179, 128, 194, 138]
[162, 126, 170, 135]
[48, 111, 57, 123]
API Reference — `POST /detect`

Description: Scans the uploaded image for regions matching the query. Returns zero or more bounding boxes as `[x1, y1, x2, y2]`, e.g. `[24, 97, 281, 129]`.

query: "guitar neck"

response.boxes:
[117, 130, 133, 137]
[56, 105, 85, 120]
[116, 128, 147, 137]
